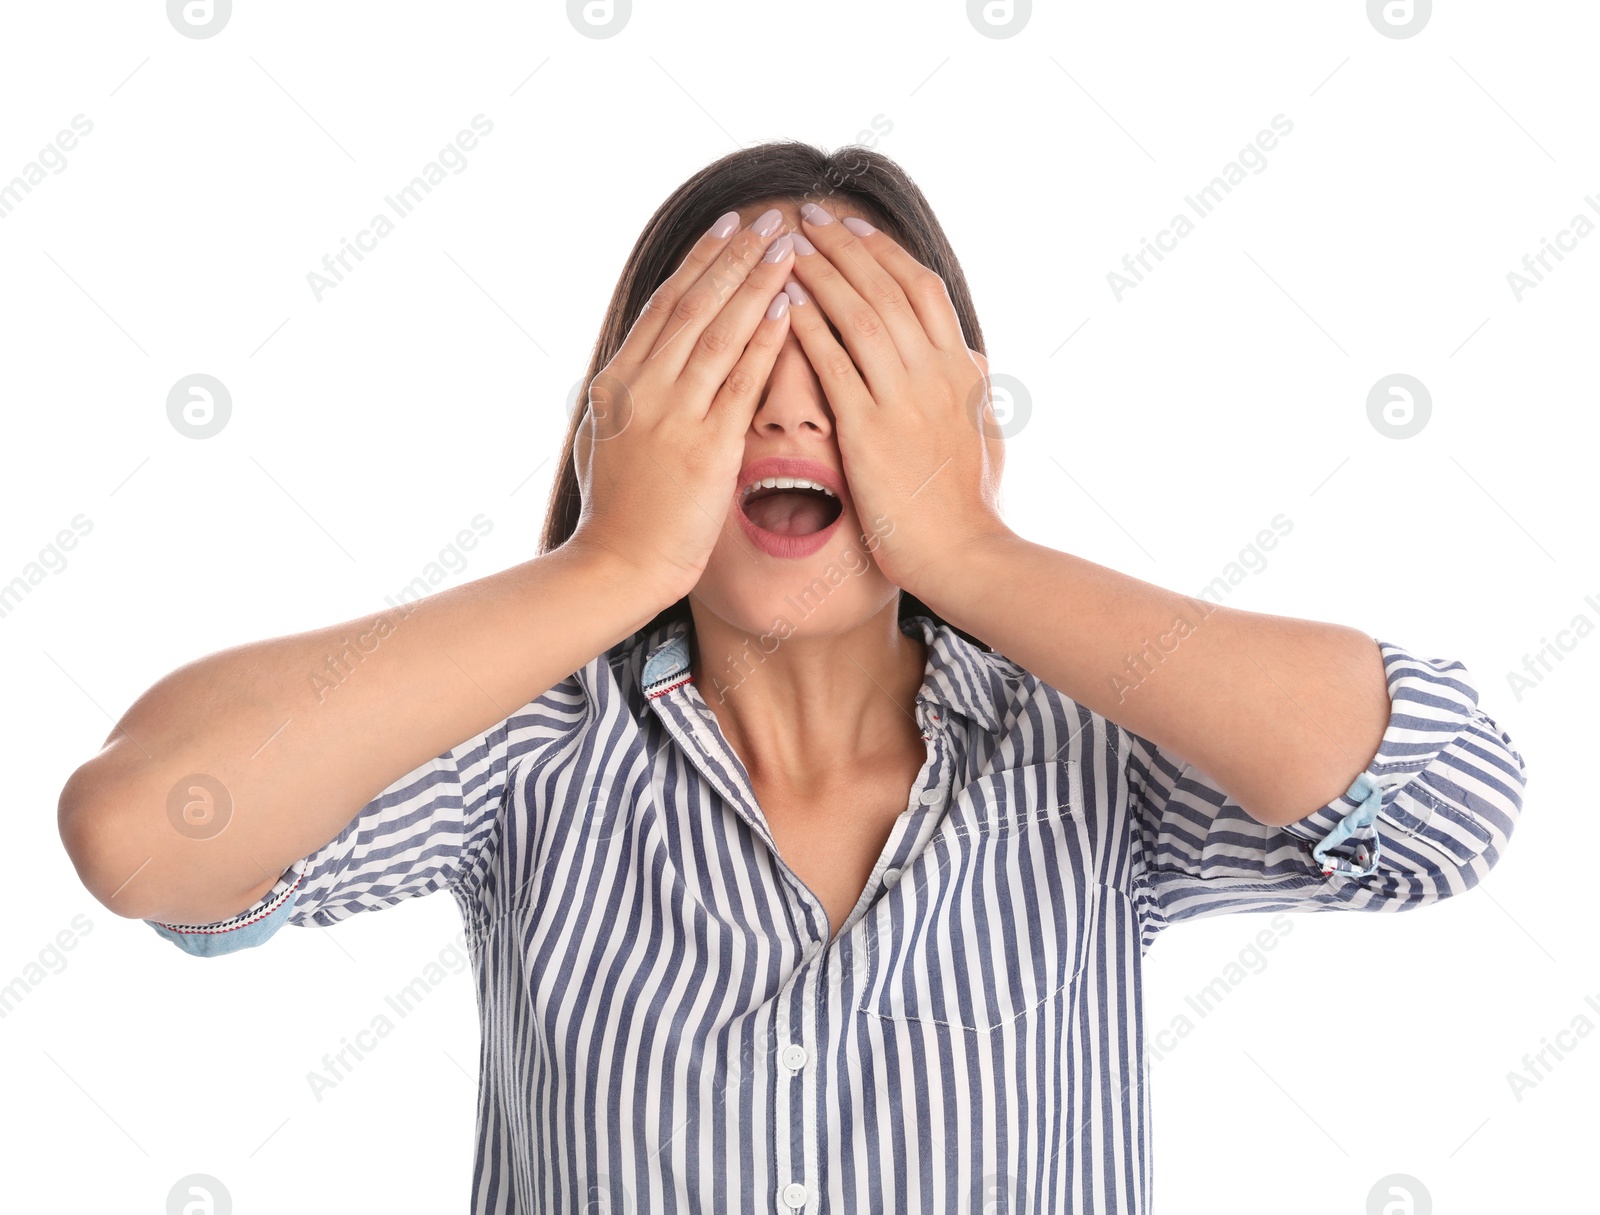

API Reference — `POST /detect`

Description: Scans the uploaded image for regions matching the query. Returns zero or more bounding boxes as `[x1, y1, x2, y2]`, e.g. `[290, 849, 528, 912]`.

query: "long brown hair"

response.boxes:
[538, 138, 992, 652]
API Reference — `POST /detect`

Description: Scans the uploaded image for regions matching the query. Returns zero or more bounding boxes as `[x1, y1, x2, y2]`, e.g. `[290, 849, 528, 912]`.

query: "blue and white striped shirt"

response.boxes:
[146, 613, 1528, 1213]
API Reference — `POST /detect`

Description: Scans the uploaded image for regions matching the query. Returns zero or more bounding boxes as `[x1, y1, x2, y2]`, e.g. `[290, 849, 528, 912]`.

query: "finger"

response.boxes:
[610, 209, 746, 372]
[781, 276, 877, 428]
[705, 287, 793, 431]
[644, 208, 790, 375]
[794, 203, 939, 358]
[677, 232, 800, 405]
[839, 218, 968, 353]
[785, 224, 911, 406]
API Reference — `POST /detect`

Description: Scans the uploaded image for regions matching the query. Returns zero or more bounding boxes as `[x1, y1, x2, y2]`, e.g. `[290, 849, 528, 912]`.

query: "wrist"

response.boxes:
[903, 524, 1022, 628]
[558, 534, 687, 626]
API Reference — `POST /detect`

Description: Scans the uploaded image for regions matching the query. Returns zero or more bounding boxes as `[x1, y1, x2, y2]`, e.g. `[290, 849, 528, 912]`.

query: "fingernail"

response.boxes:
[766, 291, 790, 321]
[708, 210, 740, 238]
[800, 203, 834, 226]
[784, 276, 809, 306]
[753, 207, 784, 237]
[842, 216, 876, 237]
[789, 232, 817, 256]
[762, 234, 794, 264]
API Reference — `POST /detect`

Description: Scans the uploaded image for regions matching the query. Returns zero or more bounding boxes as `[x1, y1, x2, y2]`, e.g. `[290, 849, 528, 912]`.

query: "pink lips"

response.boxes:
[734, 455, 847, 559]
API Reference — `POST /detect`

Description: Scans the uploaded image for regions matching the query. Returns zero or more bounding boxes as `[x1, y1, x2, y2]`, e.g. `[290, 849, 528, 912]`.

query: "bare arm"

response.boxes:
[59, 205, 798, 930]
[917, 532, 1392, 828]
[56, 542, 667, 925]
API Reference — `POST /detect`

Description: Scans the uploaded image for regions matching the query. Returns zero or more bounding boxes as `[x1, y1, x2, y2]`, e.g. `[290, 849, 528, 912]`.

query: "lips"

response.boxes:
[734, 455, 847, 559]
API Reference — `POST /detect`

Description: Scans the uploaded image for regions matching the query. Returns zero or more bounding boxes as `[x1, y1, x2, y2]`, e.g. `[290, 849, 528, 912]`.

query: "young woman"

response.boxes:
[58, 142, 1528, 1213]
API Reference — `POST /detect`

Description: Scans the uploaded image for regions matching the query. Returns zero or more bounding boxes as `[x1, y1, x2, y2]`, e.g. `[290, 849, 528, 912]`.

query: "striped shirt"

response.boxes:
[146, 613, 1528, 1213]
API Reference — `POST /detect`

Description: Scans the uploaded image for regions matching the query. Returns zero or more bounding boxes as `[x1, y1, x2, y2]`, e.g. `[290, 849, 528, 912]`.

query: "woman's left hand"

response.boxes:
[783, 203, 1014, 601]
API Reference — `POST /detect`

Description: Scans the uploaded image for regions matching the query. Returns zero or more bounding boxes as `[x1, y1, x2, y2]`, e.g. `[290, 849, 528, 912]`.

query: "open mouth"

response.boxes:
[735, 475, 847, 559]
[740, 480, 843, 537]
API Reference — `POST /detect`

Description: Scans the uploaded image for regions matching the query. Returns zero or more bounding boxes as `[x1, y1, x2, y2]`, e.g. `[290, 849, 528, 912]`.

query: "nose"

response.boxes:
[750, 333, 835, 439]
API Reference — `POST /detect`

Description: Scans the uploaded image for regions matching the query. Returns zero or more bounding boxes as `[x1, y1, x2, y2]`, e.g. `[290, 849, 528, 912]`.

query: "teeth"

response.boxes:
[742, 475, 836, 498]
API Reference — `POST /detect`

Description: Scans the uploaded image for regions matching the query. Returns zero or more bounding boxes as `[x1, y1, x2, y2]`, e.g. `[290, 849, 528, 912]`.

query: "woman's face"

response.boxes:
[687, 199, 902, 642]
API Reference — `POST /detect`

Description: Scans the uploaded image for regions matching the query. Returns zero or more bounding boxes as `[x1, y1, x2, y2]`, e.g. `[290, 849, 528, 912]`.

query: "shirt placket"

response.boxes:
[776, 928, 825, 1213]
[647, 659, 956, 1214]
[644, 679, 827, 1211]
[832, 696, 953, 942]
[788, 696, 952, 1214]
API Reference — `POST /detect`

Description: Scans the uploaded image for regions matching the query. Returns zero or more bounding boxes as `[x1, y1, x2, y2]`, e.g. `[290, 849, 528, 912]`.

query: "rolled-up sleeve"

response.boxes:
[1125, 639, 1528, 944]
[143, 677, 583, 957]
[145, 859, 309, 957]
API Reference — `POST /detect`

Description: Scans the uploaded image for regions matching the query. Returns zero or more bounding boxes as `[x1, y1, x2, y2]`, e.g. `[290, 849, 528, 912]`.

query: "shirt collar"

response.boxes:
[638, 612, 1004, 735]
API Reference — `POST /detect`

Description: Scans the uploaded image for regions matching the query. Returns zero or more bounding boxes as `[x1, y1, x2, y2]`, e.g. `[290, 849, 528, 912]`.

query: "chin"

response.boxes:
[691, 517, 900, 639]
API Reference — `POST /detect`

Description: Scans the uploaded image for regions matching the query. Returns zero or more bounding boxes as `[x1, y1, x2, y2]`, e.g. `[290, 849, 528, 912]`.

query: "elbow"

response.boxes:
[59, 758, 290, 929]
[57, 761, 166, 922]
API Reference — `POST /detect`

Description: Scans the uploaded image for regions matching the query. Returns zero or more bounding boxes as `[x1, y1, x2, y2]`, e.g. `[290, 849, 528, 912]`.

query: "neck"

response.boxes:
[687, 596, 930, 788]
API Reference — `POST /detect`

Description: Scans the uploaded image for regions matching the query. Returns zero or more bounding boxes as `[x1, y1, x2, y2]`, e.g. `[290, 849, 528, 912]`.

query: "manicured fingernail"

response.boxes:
[842, 216, 876, 236]
[784, 276, 809, 306]
[708, 210, 740, 238]
[763, 234, 794, 264]
[789, 232, 816, 256]
[753, 207, 784, 237]
[766, 291, 790, 321]
[800, 203, 833, 226]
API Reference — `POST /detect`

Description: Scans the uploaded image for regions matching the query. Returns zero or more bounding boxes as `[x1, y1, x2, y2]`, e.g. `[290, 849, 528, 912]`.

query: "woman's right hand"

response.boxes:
[568, 207, 797, 606]
[59, 211, 799, 928]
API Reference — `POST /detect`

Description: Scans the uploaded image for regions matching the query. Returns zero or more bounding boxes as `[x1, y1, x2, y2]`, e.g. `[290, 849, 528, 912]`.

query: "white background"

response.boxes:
[3, 1, 1593, 1211]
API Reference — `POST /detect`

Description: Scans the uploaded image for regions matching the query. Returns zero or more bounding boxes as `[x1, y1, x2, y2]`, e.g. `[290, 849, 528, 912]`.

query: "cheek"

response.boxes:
[836, 545, 870, 578]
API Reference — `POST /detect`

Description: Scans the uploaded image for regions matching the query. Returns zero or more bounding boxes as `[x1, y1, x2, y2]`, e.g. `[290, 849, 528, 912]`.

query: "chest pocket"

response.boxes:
[857, 759, 1094, 1034]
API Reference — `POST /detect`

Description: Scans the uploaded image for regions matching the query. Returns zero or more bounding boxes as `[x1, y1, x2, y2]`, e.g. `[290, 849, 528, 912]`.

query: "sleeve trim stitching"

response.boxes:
[148, 867, 305, 936]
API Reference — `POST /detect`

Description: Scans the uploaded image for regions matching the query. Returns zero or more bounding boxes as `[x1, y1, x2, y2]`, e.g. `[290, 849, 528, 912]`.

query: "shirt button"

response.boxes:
[919, 788, 942, 804]
[782, 1182, 809, 1209]
[780, 1043, 808, 1071]
[882, 867, 901, 887]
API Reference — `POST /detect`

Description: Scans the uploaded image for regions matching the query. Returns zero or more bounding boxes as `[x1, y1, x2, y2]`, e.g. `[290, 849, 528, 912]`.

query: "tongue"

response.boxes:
[745, 491, 834, 536]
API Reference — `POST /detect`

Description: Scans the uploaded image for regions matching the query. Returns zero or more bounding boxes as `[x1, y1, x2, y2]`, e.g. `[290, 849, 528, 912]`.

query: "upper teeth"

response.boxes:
[742, 476, 836, 498]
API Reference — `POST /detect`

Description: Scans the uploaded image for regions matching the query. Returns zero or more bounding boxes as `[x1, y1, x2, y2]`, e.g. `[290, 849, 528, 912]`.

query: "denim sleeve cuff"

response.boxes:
[144, 860, 307, 957]
[1301, 769, 1410, 876]
[1278, 638, 1493, 878]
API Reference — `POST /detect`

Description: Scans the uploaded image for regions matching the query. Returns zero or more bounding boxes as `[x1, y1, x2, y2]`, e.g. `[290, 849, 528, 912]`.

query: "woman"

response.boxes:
[57, 141, 1528, 1212]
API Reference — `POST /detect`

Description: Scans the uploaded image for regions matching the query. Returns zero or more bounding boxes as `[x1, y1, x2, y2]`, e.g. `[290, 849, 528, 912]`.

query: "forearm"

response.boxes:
[58, 540, 667, 923]
[916, 532, 1392, 826]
